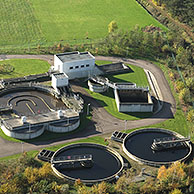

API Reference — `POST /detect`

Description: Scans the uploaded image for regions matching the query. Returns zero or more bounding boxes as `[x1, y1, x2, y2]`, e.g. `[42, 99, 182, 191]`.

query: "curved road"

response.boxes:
[0, 55, 176, 158]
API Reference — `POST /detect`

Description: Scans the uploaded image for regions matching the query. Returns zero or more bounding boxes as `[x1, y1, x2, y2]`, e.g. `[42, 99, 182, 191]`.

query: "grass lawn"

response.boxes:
[0, 0, 165, 49]
[0, 0, 44, 47]
[0, 59, 50, 79]
[85, 63, 151, 120]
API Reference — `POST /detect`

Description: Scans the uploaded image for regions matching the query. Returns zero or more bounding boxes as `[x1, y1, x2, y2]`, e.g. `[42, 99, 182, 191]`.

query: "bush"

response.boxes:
[186, 78, 194, 91]
[0, 64, 14, 74]
[179, 88, 190, 104]
[187, 110, 194, 122]
[175, 81, 184, 92]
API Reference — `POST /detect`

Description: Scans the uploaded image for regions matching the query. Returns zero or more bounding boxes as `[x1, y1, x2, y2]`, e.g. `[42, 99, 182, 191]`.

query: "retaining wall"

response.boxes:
[1, 124, 45, 139]
[114, 89, 153, 112]
[48, 119, 80, 133]
[88, 80, 108, 93]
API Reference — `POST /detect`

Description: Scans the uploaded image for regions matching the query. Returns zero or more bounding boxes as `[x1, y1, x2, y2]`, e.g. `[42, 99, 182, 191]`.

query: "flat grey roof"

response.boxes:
[53, 73, 68, 78]
[56, 51, 94, 63]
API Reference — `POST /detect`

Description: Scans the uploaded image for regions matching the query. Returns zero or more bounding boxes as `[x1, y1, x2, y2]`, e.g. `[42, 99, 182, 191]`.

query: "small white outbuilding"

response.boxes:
[52, 73, 69, 90]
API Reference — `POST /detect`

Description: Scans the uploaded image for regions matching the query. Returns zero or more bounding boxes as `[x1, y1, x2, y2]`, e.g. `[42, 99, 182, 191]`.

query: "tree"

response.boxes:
[187, 110, 194, 122]
[108, 21, 118, 33]
[170, 188, 183, 194]
[175, 81, 184, 92]
[179, 88, 190, 104]
[186, 77, 194, 91]
[24, 167, 39, 184]
[157, 162, 186, 191]
[91, 181, 113, 194]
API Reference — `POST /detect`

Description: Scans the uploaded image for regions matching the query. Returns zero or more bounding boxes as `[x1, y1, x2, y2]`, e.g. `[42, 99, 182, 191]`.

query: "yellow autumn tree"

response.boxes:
[108, 21, 118, 33]
[157, 162, 186, 190]
[91, 181, 112, 194]
[170, 188, 183, 194]
[38, 162, 52, 178]
[157, 165, 167, 181]
[24, 167, 39, 184]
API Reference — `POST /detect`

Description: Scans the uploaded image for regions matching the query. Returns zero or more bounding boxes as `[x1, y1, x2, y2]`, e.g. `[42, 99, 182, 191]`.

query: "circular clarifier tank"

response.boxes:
[123, 128, 192, 167]
[51, 143, 124, 184]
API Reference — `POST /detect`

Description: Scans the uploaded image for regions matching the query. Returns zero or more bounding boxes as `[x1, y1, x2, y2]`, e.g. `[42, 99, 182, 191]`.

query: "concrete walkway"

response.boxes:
[0, 55, 176, 158]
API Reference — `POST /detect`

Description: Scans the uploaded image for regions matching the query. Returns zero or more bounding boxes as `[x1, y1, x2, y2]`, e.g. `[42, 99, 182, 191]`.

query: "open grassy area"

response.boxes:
[0, 0, 44, 47]
[0, 59, 50, 79]
[0, 0, 165, 50]
[85, 63, 151, 120]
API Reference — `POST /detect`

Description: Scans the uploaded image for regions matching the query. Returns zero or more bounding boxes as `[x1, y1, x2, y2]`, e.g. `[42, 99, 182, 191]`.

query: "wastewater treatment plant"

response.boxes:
[0, 52, 192, 184]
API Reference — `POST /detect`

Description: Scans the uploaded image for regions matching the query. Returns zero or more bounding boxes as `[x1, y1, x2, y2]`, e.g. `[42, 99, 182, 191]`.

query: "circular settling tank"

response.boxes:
[51, 143, 124, 184]
[123, 128, 192, 167]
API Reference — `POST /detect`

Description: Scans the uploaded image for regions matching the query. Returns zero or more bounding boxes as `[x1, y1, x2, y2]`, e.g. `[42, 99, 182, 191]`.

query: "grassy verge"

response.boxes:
[0, 136, 108, 161]
[0, 59, 50, 79]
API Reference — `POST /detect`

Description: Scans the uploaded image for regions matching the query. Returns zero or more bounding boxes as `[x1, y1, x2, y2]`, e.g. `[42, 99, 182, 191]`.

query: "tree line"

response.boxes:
[156, 0, 194, 28]
[1, 152, 194, 194]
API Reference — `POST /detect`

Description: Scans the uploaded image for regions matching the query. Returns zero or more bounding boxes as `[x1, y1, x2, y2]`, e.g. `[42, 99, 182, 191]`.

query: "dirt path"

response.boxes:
[0, 55, 176, 158]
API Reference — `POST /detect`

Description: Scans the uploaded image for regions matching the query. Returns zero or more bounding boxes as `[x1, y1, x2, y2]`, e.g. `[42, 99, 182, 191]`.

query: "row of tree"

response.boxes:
[156, 0, 194, 28]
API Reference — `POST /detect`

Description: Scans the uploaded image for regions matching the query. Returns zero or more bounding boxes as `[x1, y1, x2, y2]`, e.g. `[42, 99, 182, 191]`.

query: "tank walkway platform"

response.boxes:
[90, 76, 149, 91]
[38, 149, 55, 162]
[151, 137, 190, 151]
[52, 154, 94, 169]
[111, 131, 128, 143]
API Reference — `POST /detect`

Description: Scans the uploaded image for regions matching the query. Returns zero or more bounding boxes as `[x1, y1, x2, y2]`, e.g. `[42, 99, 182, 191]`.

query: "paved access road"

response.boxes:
[0, 55, 176, 158]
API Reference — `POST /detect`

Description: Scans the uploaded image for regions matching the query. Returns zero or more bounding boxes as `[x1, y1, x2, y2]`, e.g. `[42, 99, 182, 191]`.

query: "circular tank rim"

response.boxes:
[51, 143, 124, 184]
[123, 128, 192, 167]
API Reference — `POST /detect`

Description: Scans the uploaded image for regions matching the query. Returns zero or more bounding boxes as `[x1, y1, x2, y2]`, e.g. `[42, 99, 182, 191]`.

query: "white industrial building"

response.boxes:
[54, 51, 99, 80]
[52, 73, 69, 90]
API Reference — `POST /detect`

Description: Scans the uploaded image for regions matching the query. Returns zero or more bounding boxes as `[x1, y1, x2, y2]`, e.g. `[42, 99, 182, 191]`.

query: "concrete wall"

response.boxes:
[48, 119, 80, 133]
[114, 89, 153, 112]
[1, 124, 45, 140]
[54, 55, 63, 71]
[62, 59, 95, 79]
[119, 103, 153, 112]
[88, 80, 108, 93]
[1, 119, 80, 139]
[51, 74, 69, 90]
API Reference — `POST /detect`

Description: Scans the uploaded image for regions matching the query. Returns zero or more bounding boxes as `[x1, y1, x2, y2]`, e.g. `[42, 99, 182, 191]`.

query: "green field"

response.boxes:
[0, 0, 165, 48]
[85, 63, 151, 120]
[0, 59, 50, 79]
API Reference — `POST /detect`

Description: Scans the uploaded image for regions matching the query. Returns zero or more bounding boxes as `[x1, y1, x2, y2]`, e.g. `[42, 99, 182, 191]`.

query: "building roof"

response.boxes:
[56, 51, 95, 63]
[52, 73, 68, 79]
